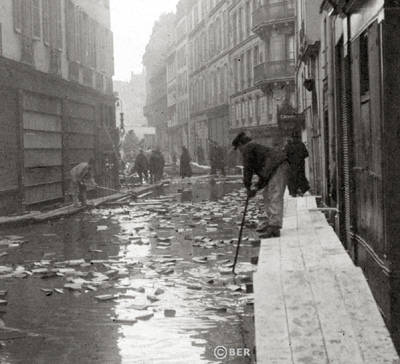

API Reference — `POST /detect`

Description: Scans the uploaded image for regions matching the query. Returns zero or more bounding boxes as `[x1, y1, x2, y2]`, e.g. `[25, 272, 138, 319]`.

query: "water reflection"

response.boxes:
[0, 179, 255, 364]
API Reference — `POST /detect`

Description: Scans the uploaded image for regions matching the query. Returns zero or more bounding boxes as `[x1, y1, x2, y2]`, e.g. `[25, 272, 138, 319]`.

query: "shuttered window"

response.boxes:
[95, 20, 101, 70]
[42, 0, 50, 44]
[89, 18, 96, 69]
[56, 0, 62, 50]
[13, 0, 22, 33]
[109, 30, 114, 76]
[75, 9, 81, 63]
[66, 0, 75, 60]
[99, 25, 105, 72]
[82, 12, 89, 66]
[22, 0, 32, 38]
[49, 0, 57, 48]
[32, 0, 40, 39]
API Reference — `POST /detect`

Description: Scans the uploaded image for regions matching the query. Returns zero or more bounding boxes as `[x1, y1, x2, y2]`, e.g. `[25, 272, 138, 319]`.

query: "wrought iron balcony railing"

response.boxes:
[254, 59, 295, 85]
[253, 1, 295, 29]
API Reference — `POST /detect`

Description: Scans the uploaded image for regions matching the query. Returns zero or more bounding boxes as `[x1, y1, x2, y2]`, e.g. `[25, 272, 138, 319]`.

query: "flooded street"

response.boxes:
[0, 178, 260, 364]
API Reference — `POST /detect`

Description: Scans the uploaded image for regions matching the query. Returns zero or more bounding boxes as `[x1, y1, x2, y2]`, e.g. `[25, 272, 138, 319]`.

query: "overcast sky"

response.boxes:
[110, 0, 178, 81]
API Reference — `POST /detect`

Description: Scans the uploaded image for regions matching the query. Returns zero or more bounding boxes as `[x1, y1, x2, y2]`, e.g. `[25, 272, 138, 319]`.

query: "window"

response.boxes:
[254, 45, 259, 66]
[223, 11, 228, 50]
[287, 35, 295, 60]
[32, 0, 40, 39]
[43, 0, 50, 45]
[246, 2, 251, 38]
[238, 8, 243, 43]
[44, 0, 63, 50]
[360, 30, 370, 95]
[247, 50, 252, 87]
[233, 58, 238, 92]
[13, 0, 22, 33]
[240, 54, 244, 90]
[269, 34, 284, 61]
[255, 95, 260, 124]
[14, 0, 41, 39]
[232, 12, 237, 46]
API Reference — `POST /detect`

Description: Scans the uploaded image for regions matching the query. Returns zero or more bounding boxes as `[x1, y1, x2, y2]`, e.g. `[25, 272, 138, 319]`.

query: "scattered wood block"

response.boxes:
[135, 313, 154, 321]
[164, 309, 176, 317]
[112, 317, 137, 325]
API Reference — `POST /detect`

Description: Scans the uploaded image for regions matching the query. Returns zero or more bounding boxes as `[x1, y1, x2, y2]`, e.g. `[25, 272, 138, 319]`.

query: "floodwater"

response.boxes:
[0, 178, 259, 364]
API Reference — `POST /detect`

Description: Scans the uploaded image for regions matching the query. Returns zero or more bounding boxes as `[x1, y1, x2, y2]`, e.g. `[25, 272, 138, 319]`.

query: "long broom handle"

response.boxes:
[86, 184, 120, 193]
[232, 195, 250, 274]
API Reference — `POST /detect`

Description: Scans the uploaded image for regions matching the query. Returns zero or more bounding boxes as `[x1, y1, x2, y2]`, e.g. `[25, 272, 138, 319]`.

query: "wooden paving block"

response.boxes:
[297, 212, 314, 229]
[308, 269, 365, 364]
[282, 215, 297, 229]
[296, 197, 308, 211]
[313, 226, 343, 250]
[282, 270, 328, 364]
[257, 240, 281, 273]
[281, 229, 300, 248]
[325, 251, 354, 269]
[298, 234, 330, 271]
[335, 268, 400, 364]
[280, 241, 305, 272]
[305, 196, 318, 209]
[254, 271, 292, 364]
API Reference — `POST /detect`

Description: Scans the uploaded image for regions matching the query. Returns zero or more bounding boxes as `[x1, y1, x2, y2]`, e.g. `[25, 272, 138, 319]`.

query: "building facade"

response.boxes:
[292, 0, 400, 351]
[0, 0, 116, 215]
[113, 72, 146, 132]
[143, 12, 175, 161]
[251, 0, 296, 147]
[144, 0, 299, 163]
[295, 0, 323, 195]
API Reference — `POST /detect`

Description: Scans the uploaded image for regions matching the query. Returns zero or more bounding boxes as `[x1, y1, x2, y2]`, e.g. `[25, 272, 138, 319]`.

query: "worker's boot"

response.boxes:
[259, 226, 281, 239]
[256, 220, 270, 232]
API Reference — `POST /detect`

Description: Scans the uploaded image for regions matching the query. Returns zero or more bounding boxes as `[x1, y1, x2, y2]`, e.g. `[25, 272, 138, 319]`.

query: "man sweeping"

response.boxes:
[232, 131, 288, 238]
[70, 158, 97, 207]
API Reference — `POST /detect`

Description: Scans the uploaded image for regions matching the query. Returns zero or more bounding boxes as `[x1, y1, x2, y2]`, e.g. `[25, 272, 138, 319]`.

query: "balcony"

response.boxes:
[253, 1, 295, 32]
[254, 59, 295, 85]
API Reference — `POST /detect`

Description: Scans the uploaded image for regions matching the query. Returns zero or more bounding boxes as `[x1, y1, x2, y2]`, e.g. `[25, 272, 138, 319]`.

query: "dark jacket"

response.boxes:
[284, 140, 309, 166]
[133, 153, 148, 172]
[241, 141, 287, 190]
[180, 148, 192, 177]
[149, 151, 159, 173]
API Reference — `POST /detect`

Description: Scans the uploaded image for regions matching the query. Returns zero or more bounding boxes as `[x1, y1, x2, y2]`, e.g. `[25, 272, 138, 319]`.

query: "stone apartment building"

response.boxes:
[144, 0, 298, 160]
[0, 0, 116, 215]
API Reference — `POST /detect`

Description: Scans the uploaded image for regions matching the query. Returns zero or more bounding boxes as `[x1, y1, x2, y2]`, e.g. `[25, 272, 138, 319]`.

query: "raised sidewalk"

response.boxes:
[253, 193, 400, 364]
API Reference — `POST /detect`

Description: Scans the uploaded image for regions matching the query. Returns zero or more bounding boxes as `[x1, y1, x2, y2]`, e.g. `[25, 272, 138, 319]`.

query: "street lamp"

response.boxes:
[115, 98, 125, 137]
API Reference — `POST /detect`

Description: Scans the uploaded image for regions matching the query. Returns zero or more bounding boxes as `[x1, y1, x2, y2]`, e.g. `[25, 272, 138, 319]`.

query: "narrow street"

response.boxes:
[0, 178, 258, 364]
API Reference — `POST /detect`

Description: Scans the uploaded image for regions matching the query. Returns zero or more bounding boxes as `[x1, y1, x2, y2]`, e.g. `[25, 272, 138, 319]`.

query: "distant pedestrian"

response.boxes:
[284, 132, 310, 197]
[232, 131, 288, 238]
[180, 146, 192, 178]
[197, 144, 205, 165]
[209, 141, 226, 176]
[171, 150, 177, 166]
[131, 149, 148, 185]
[148, 150, 158, 184]
[70, 158, 97, 207]
[150, 148, 165, 183]
[226, 147, 238, 175]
